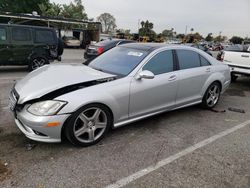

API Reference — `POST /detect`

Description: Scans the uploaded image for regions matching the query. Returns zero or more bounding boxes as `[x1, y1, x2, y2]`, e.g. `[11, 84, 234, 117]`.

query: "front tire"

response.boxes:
[64, 104, 112, 147]
[202, 82, 221, 109]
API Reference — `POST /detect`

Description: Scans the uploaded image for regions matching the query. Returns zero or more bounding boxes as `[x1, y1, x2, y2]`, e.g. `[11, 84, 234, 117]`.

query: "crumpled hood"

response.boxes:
[15, 64, 115, 104]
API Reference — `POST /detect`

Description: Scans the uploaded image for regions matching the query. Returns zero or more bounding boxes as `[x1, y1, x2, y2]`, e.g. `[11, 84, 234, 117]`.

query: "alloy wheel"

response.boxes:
[31, 58, 46, 70]
[206, 85, 220, 107]
[73, 107, 107, 143]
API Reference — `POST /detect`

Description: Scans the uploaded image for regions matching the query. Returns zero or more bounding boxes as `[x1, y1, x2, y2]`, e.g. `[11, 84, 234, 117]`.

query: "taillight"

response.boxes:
[97, 47, 104, 55]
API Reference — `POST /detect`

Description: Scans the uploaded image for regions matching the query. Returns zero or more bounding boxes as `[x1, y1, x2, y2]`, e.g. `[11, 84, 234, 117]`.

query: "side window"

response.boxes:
[200, 55, 211, 66]
[0, 28, 7, 41]
[176, 50, 200, 70]
[143, 50, 174, 75]
[12, 27, 31, 41]
[35, 30, 55, 43]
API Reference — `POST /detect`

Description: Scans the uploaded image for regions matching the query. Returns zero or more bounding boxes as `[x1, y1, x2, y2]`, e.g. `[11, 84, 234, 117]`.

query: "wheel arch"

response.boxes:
[61, 102, 115, 140]
[201, 73, 224, 97]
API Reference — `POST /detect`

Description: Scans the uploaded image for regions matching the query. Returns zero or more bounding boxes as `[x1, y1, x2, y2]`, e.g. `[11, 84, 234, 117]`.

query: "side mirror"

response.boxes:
[137, 70, 155, 80]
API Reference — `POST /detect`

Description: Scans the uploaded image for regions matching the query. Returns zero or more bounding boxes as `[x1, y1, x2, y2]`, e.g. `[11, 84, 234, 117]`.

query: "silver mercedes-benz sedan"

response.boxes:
[9, 43, 231, 146]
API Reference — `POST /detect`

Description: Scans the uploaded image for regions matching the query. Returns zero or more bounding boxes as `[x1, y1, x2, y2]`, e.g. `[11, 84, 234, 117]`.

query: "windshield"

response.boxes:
[89, 46, 148, 76]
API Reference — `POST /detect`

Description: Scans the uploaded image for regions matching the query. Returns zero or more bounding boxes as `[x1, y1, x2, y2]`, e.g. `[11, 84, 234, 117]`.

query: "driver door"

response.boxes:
[129, 50, 179, 118]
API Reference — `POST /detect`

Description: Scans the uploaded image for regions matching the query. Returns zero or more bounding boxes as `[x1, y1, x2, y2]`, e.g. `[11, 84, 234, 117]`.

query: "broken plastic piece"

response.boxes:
[228, 107, 245, 113]
[25, 143, 36, 151]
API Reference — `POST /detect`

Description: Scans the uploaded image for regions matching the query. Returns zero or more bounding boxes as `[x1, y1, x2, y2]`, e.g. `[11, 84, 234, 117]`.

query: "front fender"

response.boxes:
[55, 78, 131, 124]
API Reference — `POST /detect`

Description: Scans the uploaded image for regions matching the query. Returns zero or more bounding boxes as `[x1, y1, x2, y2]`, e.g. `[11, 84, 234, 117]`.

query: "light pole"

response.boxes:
[138, 19, 141, 35]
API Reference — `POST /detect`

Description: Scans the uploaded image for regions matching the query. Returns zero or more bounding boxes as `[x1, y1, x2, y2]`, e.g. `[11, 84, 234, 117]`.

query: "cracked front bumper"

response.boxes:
[14, 108, 70, 143]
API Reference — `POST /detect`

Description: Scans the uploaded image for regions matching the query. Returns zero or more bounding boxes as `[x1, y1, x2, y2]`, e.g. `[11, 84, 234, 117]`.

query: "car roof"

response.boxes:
[95, 38, 133, 46]
[120, 43, 169, 52]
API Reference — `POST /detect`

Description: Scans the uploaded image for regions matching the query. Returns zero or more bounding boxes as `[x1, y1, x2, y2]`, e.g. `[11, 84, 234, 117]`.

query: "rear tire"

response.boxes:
[201, 82, 221, 109]
[57, 38, 64, 56]
[64, 104, 112, 147]
[28, 57, 48, 72]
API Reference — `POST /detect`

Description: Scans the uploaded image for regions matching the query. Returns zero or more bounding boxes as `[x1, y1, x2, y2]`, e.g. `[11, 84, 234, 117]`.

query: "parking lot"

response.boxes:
[0, 49, 250, 187]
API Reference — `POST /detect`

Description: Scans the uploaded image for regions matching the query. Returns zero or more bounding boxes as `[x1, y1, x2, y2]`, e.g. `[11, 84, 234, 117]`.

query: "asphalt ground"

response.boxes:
[0, 49, 250, 188]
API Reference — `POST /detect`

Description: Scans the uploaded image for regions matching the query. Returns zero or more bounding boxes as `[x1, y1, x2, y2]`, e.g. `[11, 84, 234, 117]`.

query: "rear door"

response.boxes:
[0, 25, 11, 65]
[175, 49, 212, 106]
[10, 26, 33, 65]
[129, 50, 179, 118]
[34, 28, 57, 58]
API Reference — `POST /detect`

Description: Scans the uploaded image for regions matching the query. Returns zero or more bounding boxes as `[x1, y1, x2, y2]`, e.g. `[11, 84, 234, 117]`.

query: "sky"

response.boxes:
[51, 0, 250, 38]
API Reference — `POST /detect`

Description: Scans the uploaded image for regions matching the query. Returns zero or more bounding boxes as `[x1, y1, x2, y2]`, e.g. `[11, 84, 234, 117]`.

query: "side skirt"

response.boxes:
[113, 100, 202, 128]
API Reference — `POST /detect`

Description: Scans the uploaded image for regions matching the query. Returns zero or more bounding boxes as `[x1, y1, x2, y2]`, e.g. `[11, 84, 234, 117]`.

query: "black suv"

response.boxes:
[0, 24, 63, 71]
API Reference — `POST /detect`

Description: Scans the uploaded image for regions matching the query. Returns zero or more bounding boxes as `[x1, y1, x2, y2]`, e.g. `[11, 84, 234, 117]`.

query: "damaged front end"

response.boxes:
[12, 76, 116, 113]
[10, 76, 116, 143]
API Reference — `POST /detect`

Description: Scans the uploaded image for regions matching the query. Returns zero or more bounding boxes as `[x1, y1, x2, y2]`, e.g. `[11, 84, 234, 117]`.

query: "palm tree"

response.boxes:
[148, 22, 154, 30]
[141, 21, 145, 28]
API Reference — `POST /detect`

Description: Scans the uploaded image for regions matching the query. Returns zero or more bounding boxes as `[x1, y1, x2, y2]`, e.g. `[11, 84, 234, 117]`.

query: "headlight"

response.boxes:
[27, 100, 67, 116]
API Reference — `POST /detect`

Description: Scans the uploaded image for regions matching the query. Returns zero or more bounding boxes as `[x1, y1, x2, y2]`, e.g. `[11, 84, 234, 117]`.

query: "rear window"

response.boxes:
[176, 50, 201, 70]
[12, 27, 31, 41]
[35, 30, 55, 43]
[89, 46, 148, 76]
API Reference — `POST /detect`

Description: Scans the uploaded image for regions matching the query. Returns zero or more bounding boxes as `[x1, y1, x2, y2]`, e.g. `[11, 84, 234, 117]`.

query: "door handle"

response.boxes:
[168, 75, 177, 81]
[205, 68, 211, 72]
[241, 55, 249, 58]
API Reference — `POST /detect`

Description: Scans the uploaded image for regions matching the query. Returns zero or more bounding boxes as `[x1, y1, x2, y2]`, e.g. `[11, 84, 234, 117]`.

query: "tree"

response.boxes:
[0, 0, 49, 14]
[141, 21, 145, 28]
[117, 29, 131, 35]
[214, 35, 227, 42]
[205, 33, 213, 42]
[97, 13, 117, 34]
[190, 28, 194, 33]
[39, 2, 62, 17]
[61, 0, 87, 20]
[139, 20, 155, 37]
[230, 36, 244, 44]
[162, 28, 175, 38]
[176, 34, 185, 39]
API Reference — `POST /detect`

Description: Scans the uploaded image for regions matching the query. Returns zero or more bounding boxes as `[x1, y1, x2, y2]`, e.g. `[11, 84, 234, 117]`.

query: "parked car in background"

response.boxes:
[219, 44, 250, 81]
[84, 39, 135, 63]
[210, 44, 223, 51]
[10, 43, 230, 146]
[62, 36, 81, 48]
[184, 43, 213, 56]
[0, 24, 63, 71]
